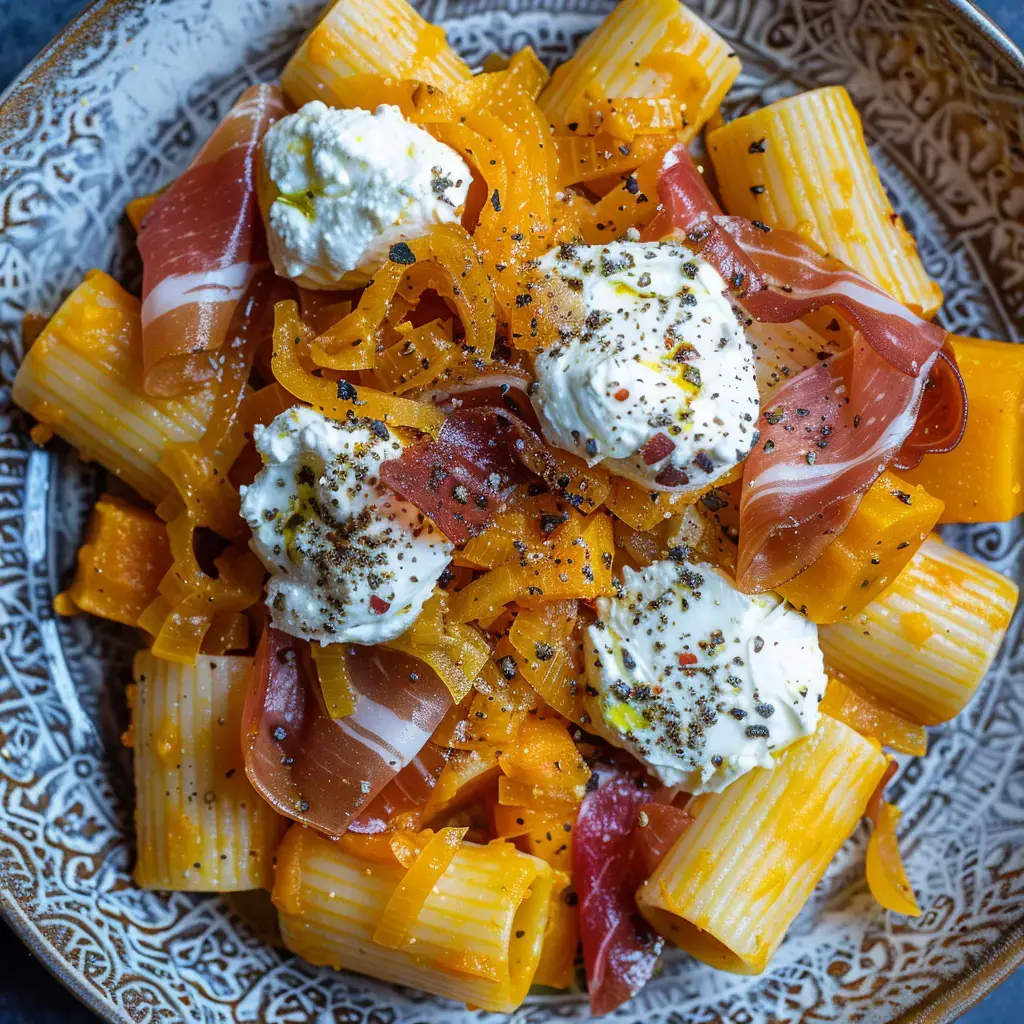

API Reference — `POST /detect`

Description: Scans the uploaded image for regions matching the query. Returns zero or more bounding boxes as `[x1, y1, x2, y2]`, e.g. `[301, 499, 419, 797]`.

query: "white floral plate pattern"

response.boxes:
[0, 1, 1023, 1022]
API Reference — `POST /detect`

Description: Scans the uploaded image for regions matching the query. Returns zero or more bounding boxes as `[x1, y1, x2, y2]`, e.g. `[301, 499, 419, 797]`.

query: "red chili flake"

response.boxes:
[369, 595, 391, 614]
[613, 388, 630, 401]
[677, 652, 698, 667]
[639, 432, 676, 465]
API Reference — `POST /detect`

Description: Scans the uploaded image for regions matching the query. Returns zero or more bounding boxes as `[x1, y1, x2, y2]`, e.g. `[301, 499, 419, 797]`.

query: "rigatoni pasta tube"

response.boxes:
[637, 716, 886, 974]
[12, 270, 212, 505]
[282, 0, 470, 110]
[538, 0, 740, 139]
[707, 86, 942, 317]
[819, 536, 1018, 725]
[132, 652, 285, 891]
[273, 828, 553, 1013]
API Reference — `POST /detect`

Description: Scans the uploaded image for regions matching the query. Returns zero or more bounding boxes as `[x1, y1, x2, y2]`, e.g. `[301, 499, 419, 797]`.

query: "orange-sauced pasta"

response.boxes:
[273, 827, 553, 1012]
[14, 0, 1020, 1015]
[13, 270, 214, 504]
[131, 652, 286, 890]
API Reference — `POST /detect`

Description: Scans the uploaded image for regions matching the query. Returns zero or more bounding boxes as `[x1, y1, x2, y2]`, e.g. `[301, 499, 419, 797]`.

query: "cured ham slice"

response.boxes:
[242, 627, 452, 837]
[379, 406, 555, 545]
[630, 802, 693, 881]
[138, 84, 287, 396]
[347, 742, 448, 834]
[648, 146, 966, 592]
[573, 768, 691, 1016]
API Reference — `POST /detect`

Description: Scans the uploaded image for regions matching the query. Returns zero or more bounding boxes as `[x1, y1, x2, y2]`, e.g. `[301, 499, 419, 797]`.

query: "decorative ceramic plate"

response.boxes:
[1, 1, 1023, 1021]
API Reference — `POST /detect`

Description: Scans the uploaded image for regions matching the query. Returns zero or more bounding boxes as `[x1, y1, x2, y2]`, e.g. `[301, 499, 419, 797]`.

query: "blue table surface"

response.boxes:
[1, 1, 1022, 1022]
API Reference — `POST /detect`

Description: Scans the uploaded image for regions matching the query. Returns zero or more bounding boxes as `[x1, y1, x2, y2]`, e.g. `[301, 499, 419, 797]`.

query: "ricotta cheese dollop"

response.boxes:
[587, 558, 827, 793]
[239, 405, 452, 645]
[528, 241, 759, 490]
[260, 101, 471, 289]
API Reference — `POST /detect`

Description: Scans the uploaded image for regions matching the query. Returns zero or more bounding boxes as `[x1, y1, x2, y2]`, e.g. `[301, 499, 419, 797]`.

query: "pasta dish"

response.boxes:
[13, 0, 1022, 1013]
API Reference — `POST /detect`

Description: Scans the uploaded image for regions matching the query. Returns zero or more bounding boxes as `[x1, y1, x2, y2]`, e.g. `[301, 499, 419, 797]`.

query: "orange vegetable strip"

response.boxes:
[373, 826, 467, 948]
[820, 675, 927, 756]
[866, 802, 921, 916]
[271, 300, 445, 435]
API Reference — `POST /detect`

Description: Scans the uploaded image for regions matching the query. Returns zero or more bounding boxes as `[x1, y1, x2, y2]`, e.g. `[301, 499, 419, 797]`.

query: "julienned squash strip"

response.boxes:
[271, 300, 445, 435]
[372, 826, 467, 948]
[137, 502, 265, 665]
[448, 513, 614, 625]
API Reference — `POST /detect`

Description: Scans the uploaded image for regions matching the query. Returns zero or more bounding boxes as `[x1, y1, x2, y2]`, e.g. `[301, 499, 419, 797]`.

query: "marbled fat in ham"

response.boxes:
[138, 84, 287, 396]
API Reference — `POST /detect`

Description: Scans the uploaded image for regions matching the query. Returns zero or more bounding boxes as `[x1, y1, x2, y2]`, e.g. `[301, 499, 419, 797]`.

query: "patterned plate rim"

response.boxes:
[1, 2, 1023, 1023]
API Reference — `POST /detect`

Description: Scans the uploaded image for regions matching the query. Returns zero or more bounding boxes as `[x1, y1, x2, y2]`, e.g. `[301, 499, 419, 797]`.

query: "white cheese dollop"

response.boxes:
[528, 241, 759, 490]
[260, 101, 471, 289]
[586, 559, 827, 793]
[239, 405, 452, 645]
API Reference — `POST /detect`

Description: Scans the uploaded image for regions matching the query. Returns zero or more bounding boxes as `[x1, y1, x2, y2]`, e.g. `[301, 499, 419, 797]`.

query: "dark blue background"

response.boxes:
[0, 1, 1021, 1021]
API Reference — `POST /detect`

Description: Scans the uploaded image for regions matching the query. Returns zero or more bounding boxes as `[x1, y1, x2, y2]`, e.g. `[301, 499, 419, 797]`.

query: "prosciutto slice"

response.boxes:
[347, 742, 448, 834]
[574, 769, 691, 1016]
[242, 627, 452, 837]
[380, 406, 555, 545]
[138, 84, 287, 396]
[648, 146, 966, 592]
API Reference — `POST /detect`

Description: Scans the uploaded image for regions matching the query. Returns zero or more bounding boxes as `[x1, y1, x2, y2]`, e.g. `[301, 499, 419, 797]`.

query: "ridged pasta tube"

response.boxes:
[819, 535, 1019, 724]
[12, 270, 212, 504]
[282, 0, 470, 110]
[637, 715, 886, 974]
[707, 86, 942, 317]
[132, 652, 285, 890]
[538, 0, 740, 139]
[273, 827, 553, 1012]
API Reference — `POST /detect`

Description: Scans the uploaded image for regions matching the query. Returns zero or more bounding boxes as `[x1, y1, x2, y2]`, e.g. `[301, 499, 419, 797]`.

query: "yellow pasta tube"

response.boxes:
[538, 0, 740, 139]
[12, 270, 213, 505]
[273, 828, 553, 1012]
[819, 535, 1019, 725]
[282, 0, 470, 109]
[131, 652, 285, 891]
[637, 715, 886, 974]
[707, 86, 942, 316]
